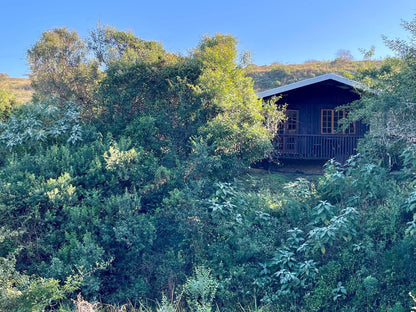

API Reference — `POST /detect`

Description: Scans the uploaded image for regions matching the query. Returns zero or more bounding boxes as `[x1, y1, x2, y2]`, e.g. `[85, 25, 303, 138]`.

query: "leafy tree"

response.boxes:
[336, 49, 354, 61]
[348, 15, 416, 166]
[89, 24, 166, 67]
[93, 31, 279, 177]
[27, 27, 101, 115]
[190, 34, 276, 178]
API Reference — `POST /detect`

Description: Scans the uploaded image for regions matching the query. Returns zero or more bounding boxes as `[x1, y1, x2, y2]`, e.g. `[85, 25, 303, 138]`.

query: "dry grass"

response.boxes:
[0, 73, 33, 103]
[247, 59, 385, 92]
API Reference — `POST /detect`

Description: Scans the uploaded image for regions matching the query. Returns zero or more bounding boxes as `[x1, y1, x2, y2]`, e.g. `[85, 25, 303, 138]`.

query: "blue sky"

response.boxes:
[1, 0, 416, 78]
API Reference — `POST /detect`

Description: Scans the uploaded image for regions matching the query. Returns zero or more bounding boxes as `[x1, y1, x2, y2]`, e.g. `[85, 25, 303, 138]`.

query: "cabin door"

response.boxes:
[279, 110, 299, 155]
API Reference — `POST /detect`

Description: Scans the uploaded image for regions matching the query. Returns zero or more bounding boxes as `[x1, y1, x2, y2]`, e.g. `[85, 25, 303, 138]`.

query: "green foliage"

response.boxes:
[347, 16, 416, 167]
[363, 275, 378, 297]
[157, 294, 180, 312]
[89, 24, 166, 67]
[304, 262, 343, 311]
[261, 96, 286, 137]
[388, 302, 405, 312]
[184, 266, 218, 312]
[193, 35, 275, 177]
[332, 282, 347, 303]
[257, 192, 359, 308]
[318, 155, 390, 206]
[0, 98, 82, 152]
[0, 87, 17, 121]
[0, 126, 163, 302]
[0, 255, 82, 311]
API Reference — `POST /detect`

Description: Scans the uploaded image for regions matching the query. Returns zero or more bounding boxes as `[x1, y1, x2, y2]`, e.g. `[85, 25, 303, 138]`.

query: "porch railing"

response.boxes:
[272, 134, 363, 161]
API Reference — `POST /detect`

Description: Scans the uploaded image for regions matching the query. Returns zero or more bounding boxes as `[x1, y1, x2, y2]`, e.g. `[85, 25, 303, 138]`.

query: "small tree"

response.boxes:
[336, 49, 354, 61]
[184, 266, 218, 312]
[191, 34, 277, 178]
[27, 27, 100, 115]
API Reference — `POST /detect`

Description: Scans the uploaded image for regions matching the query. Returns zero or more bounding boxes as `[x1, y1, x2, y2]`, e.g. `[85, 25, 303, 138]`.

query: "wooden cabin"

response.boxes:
[258, 73, 366, 162]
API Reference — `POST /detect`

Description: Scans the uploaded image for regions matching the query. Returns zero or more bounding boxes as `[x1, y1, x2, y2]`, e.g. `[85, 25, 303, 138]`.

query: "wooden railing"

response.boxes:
[272, 134, 363, 161]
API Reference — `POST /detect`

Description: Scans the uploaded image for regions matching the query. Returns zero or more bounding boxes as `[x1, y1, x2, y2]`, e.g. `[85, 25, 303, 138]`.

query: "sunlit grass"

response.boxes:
[0, 74, 33, 103]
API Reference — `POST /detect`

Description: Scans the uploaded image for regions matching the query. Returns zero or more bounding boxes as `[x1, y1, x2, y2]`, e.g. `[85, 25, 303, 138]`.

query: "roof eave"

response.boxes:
[257, 73, 363, 99]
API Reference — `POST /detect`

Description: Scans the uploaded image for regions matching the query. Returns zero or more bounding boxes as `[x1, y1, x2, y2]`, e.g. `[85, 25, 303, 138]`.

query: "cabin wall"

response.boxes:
[272, 82, 366, 136]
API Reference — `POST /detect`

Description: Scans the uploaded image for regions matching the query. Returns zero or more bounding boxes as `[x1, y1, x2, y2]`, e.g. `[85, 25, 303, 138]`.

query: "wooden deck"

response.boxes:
[273, 134, 363, 162]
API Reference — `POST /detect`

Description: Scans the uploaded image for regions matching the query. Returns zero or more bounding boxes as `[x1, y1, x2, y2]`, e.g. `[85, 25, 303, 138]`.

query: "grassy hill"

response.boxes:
[0, 58, 383, 103]
[0, 73, 33, 104]
[248, 58, 384, 92]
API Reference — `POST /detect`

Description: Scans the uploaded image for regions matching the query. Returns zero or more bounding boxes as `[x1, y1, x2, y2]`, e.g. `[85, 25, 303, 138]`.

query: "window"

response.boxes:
[321, 109, 355, 134]
[279, 110, 299, 135]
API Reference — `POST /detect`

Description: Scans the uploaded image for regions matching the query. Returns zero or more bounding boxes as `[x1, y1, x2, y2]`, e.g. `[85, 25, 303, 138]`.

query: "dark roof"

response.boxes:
[257, 73, 362, 98]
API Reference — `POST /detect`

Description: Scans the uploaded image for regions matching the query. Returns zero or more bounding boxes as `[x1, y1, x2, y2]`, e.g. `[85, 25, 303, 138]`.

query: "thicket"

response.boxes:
[1, 16, 416, 312]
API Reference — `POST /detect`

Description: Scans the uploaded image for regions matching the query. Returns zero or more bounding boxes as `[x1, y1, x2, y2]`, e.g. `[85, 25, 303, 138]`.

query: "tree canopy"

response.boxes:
[346, 15, 416, 166]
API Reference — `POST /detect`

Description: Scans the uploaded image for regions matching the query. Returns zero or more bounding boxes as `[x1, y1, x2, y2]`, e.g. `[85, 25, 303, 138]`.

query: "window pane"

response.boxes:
[344, 121, 356, 134]
[333, 110, 343, 133]
[322, 110, 332, 134]
[286, 110, 298, 134]
[321, 109, 356, 135]
[280, 110, 299, 134]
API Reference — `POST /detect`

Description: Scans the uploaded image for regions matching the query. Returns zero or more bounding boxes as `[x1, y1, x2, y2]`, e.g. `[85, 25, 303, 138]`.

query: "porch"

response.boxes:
[273, 134, 363, 162]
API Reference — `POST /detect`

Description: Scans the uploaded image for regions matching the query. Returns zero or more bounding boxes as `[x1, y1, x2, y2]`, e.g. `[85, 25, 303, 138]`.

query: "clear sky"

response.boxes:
[1, 0, 416, 78]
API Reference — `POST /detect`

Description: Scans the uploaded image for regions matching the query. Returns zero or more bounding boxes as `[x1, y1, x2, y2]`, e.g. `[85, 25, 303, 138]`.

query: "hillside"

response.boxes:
[0, 59, 382, 103]
[0, 73, 33, 103]
[248, 58, 384, 92]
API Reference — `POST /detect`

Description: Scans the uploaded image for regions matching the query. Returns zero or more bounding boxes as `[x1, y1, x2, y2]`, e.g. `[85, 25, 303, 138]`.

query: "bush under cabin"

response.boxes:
[258, 73, 366, 162]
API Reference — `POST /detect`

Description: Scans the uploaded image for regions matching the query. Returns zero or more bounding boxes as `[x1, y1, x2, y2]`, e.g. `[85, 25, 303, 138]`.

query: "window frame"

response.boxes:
[321, 109, 356, 135]
[279, 109, 299, 135]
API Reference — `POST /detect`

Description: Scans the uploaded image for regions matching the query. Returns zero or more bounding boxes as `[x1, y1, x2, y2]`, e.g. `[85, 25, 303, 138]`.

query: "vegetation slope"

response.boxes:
[0, 18, 416, 312]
